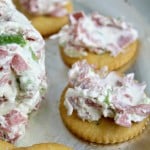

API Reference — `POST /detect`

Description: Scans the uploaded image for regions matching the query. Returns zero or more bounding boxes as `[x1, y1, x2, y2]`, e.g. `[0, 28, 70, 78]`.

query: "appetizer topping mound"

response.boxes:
[56, 11, 138, 57]
[64, 60, 150, 127]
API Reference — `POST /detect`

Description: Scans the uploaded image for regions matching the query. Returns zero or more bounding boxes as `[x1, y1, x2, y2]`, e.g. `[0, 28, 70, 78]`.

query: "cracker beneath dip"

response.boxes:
[13, 143, 72, 150]
[60, 87, 149, 144]
[59, 61, 150, 144]
[60, 40, 138, 71]
[13, 0, 73, 37]
[53, 12, 139, 72]
[0, 140, 14, 150]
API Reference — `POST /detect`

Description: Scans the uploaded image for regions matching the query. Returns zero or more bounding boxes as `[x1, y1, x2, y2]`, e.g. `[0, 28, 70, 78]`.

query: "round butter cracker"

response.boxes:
[13, 0, 73, 37]
[12, 143, 72, 150]
[60, 40, 138, 72]
[60, 86, 149, 144]
[0, 140, 15, 150]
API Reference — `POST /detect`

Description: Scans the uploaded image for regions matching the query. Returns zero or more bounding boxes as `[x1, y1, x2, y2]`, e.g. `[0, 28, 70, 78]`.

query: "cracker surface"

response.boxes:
[12, 143, 72, 150]
[13, 0, 73, 36]
[0, 140, 14, 150]
[60, 40, 138, 72]
[60, 86, 149, 144]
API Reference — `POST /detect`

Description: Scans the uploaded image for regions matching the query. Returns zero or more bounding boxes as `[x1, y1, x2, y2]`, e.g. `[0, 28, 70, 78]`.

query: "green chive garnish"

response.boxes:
[0, 34, 26, 47]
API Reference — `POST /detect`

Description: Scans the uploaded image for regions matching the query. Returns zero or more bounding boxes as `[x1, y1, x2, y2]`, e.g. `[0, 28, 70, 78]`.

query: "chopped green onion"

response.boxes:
[104, 89, 112, 105]
[40, 87, 46, 94]
[104, 94, 109, 105]
[29, 47, 39, 62]
[0, 34, 26, 47]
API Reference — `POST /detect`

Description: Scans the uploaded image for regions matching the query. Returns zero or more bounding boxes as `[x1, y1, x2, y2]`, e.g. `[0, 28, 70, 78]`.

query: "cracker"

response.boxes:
[0, 140, 14, 150]
[60, 86, 149, 144]
[116, 46, 138, 73]
[12, 143, 72, 150]
[13, 0, 73, 37]
[60, 40, 138, 72]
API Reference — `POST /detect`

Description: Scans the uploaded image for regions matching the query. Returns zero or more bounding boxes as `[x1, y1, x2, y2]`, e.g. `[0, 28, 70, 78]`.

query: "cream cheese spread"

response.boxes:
[55, 11, 138, 57]
[64, 60, 150, 127]
[0, 0, 47, 142]
[19, 0, 69, 17]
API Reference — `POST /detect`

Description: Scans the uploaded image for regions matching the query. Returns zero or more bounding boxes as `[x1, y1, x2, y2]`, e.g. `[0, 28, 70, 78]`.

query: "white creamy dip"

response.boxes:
[56, 12, 138, 57]
[64, 60, 150, 127]
[0, 0, 47, 142]
[19, 0, 69, 16]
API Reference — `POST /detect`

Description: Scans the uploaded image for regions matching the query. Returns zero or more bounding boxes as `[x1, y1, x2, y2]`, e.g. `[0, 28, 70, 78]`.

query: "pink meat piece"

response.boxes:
[68, 13, 108, 51]
[112, 99, 150, 127]
[85, 99, 101, 109]
[73, 21, 101, 48]
[91, 13, 105, 26]
[69, 11, 85, 24]
[0, 74, 9, 86]
[91, 13, 128, 29]
[0, 110, 28, 142]
[4, 110, 27, 126]
[69, 61, 102, 90]
[115, 104, 150, 127]
[11, 54, 29, 74]
[91, 13, 123, 29]
[69, 60, 92, 86]
[0, 126, 21, 143]
[0, 49, 8, 58]
[115, 113, 131, 127]
[127, 104, 150, 116]
[117, 35, 133, 48]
